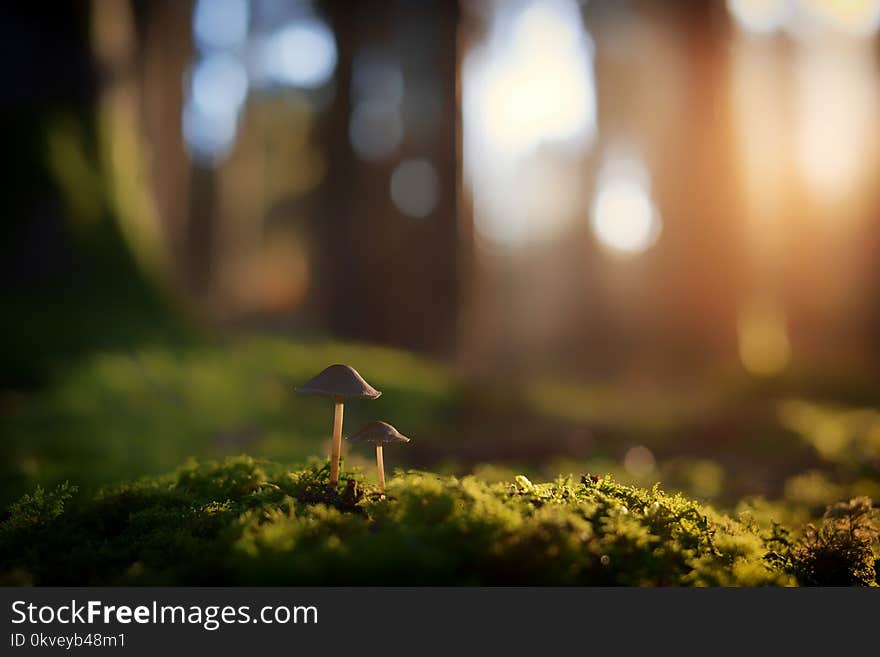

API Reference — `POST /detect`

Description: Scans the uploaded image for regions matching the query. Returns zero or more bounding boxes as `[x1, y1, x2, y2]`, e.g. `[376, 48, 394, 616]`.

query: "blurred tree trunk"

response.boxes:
[1, 1, 99, 287]
[655, 0, 745, 369]
[135, 0, 194, 300]
[312, 1, 358, 339]
[185, 167, 216, 300]
[0, 0, 187, 380]
[314, 0, 461, 357]
[91, 0, 174, 292]
[0, 0, 179, 295]
[416, 0, 462, 358]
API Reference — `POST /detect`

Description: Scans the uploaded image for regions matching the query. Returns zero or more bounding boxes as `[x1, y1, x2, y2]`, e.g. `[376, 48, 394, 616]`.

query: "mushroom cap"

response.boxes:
[346, 421, 411, 445]
[295, 364, 381, 400]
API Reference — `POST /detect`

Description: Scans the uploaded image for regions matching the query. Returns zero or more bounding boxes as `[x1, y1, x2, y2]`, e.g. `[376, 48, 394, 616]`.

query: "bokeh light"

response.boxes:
[390, 158, 440, 219]
[185, 0, 251, 165]
[193, 0, 249, 51]
[182, 99, 239, 164]
[348, 51, 405, 162]
[624, 446, 656, 478]
[467, 0, 596, 158]
[258, 18, 337, 89]
[464, 0, 596, 246]
[191, 53, 249, 118]
[738, 298, 792, 377]
[183, 52, 248, 164]
[12, 0, 880, 589]
[349, 100, 403, 162]
[590, 156, 661, 256]
[352, 50, 404, 105]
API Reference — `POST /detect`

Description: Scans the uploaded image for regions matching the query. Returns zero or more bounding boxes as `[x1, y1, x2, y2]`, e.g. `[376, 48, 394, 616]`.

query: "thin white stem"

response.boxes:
[376, 443, 385, 493]
[330, 399, 344, 486]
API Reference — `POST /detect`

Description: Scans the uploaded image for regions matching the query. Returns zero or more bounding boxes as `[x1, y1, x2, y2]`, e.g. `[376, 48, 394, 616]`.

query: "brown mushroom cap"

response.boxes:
[346, 421, 411, 445]
[295, 364, 381, 400]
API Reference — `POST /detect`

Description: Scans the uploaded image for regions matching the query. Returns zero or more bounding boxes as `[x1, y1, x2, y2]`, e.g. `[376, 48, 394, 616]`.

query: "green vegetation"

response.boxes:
[7, 337, 879, 509]
[1, 456, 876, 586]
[0, 338, 457, 506]
[3, 337, 878, 586]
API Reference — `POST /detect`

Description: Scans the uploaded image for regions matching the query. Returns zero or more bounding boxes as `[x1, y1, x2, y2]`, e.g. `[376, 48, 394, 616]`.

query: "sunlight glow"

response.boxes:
[728, 0, 880, 35]
[727, 0, 792, 34]
[590, 157, 661, 256]
[730, 40, 788, 240]
[730, 2, 878, 209]
[475, 2, 595, 157]
[798, 0, 880, 36]
[464, 0, 595, 159]
[795, 45, 876, 201]
[463, 0, 596, 246]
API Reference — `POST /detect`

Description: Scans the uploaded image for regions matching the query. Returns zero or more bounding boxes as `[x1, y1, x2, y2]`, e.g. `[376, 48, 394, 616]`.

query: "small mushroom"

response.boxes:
[346, 421, 410, 494]
[296, 364, 381, 486]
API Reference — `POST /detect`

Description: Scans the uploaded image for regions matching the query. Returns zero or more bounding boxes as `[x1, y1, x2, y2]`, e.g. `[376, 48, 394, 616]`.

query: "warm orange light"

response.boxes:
[795, 44, 876, 202]
[727, 0, 880, 35]
[798, 0, 880, 36]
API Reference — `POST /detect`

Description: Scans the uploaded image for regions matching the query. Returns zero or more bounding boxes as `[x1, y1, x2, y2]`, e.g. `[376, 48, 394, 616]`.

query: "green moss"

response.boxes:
[0, 338, 457, 505]
[6, 456, 871, 586]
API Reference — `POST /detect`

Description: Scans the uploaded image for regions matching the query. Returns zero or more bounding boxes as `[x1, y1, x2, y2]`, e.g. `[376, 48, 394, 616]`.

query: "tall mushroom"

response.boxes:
[296, 364, 381, 486]
[346, 421, 410, 494]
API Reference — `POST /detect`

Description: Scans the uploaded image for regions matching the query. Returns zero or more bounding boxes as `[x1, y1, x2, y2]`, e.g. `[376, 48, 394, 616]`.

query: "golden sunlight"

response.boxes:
[463, 0, 596, 246]
[795, 43, 877, 202]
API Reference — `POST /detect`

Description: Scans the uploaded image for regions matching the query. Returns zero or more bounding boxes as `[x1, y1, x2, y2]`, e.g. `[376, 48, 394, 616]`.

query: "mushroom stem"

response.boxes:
[376, 443, 385, 493]
[330, 399, 344, 486]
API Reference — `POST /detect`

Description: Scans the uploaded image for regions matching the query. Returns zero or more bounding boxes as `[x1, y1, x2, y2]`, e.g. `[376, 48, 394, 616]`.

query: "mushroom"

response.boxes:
[346, 421, 410, 494]
[296, 364, 381, 487]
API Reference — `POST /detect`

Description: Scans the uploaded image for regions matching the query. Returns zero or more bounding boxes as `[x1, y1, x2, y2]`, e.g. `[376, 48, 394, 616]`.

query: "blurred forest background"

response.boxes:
[3, 0, 880, 523]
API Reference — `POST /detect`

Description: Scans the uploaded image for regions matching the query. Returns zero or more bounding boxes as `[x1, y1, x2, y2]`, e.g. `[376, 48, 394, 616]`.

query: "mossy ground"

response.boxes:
[5, 338, 879, 514]
[2, 339, 879, 586]
[0, 338, 461, 506]
[2, 456, 876, 586]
